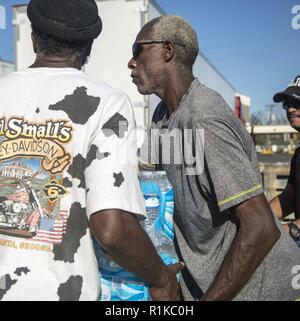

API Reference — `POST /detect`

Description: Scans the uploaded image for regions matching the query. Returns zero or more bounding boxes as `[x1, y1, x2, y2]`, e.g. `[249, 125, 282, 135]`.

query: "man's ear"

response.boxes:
[31, 32, 37, 54]
[163, 41, 175, 62]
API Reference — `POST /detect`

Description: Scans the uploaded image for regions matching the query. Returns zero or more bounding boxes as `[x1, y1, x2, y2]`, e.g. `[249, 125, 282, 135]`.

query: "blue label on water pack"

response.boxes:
[144, 194, 160, 209]
[155, 188, 174, 238]
[141, 181, 161, 209]
[99, 277, 151, 301]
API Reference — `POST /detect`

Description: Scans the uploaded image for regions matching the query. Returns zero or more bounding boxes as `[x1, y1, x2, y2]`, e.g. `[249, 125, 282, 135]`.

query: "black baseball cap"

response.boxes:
[273, 75, 300, 103]
[27, 0, 102, 41]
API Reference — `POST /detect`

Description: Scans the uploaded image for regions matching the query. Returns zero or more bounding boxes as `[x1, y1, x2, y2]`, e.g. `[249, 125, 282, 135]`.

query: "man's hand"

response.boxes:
[150, 262, 184, 301]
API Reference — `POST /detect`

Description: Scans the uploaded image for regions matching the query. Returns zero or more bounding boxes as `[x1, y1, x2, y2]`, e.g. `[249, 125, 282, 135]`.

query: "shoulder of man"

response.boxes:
[293, 145, 300, 161]
[185, 81, 234, 122]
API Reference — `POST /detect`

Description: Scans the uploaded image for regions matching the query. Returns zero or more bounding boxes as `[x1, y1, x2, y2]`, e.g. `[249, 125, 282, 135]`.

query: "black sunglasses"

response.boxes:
[282, 100, 300, 110]
[132, 40, 186, 59]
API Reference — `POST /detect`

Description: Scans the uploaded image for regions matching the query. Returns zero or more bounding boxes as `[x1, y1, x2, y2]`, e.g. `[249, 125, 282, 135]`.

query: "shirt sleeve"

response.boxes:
[85, 91, 147, 221]
[288, 148, 299, 187]
[198, 118, 263, 213]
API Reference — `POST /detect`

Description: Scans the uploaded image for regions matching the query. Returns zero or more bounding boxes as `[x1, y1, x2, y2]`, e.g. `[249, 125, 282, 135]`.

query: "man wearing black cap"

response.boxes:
[0, 0, 182, 301]
[270, 76, 300, 247]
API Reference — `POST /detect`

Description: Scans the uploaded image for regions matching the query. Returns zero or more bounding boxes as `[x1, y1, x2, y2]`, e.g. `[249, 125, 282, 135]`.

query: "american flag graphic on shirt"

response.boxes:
[30, 210, 68, 244]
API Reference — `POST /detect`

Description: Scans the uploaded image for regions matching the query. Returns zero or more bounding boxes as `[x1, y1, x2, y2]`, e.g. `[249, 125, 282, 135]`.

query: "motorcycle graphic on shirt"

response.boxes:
[0, 173, 41, 233]
[0, 117, 72, 241]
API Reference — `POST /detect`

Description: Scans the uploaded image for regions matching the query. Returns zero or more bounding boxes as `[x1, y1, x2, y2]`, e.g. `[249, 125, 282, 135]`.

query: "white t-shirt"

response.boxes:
[0, 68, 146, 301]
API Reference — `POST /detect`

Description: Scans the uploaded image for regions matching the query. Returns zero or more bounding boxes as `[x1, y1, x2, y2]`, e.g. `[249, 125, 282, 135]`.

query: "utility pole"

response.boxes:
[265, 104, 277, 125]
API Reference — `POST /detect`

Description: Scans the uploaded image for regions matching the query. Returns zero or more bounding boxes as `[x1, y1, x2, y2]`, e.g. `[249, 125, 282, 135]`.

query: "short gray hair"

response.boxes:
[146, 16, 199, 68]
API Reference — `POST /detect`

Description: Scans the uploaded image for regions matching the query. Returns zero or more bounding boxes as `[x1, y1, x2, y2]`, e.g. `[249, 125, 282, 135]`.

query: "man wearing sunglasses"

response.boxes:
[270, 76, 300, 247]
[129, 15, 300, 301]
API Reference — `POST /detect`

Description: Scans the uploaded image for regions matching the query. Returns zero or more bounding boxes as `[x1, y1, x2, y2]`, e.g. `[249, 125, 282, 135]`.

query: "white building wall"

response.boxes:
[86, 0, 147, 131]
[193, 54, 236, 110]
[13, 5, 33, 71]
[13, 0, 237, 135]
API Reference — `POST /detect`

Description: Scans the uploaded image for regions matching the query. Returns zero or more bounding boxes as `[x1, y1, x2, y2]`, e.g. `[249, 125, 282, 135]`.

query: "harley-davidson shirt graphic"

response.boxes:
[0, 117, 71, 241]
[0, 68, 146, 301]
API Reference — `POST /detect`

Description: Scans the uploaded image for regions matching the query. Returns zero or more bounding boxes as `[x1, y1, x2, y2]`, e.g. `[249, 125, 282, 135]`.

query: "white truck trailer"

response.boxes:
[13, 0, 236, 138]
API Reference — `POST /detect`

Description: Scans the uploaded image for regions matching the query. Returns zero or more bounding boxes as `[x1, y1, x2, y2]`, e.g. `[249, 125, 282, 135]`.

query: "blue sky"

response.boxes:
[1, 0, 300, 114]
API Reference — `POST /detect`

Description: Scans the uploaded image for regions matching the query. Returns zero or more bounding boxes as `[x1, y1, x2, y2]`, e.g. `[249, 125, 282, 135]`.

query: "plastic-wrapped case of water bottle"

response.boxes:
[93, 171, 179, 301]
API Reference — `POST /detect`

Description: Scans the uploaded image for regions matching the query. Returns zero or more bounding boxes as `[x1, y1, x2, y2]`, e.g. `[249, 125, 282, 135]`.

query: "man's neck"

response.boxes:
[159, 70, 195, 114]
[30, 57, 81, 70]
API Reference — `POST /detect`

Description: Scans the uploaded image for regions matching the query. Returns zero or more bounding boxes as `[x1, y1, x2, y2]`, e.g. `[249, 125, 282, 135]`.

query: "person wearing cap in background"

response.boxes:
[270, 76, 300, 248]
[129, 15, 300, 301]
[0, 0, 183, 301]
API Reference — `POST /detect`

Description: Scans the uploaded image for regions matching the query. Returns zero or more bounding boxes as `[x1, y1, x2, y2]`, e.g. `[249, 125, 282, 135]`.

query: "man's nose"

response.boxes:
[128, 57, 136, 70]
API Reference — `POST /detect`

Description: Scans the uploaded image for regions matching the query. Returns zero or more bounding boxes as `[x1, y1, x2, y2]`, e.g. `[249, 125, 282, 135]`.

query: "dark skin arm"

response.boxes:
[270, 183, 295, 220]
[90, 209, 184, 301]
[201, 193, 281, 301]
[270, 183, 300, 231]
